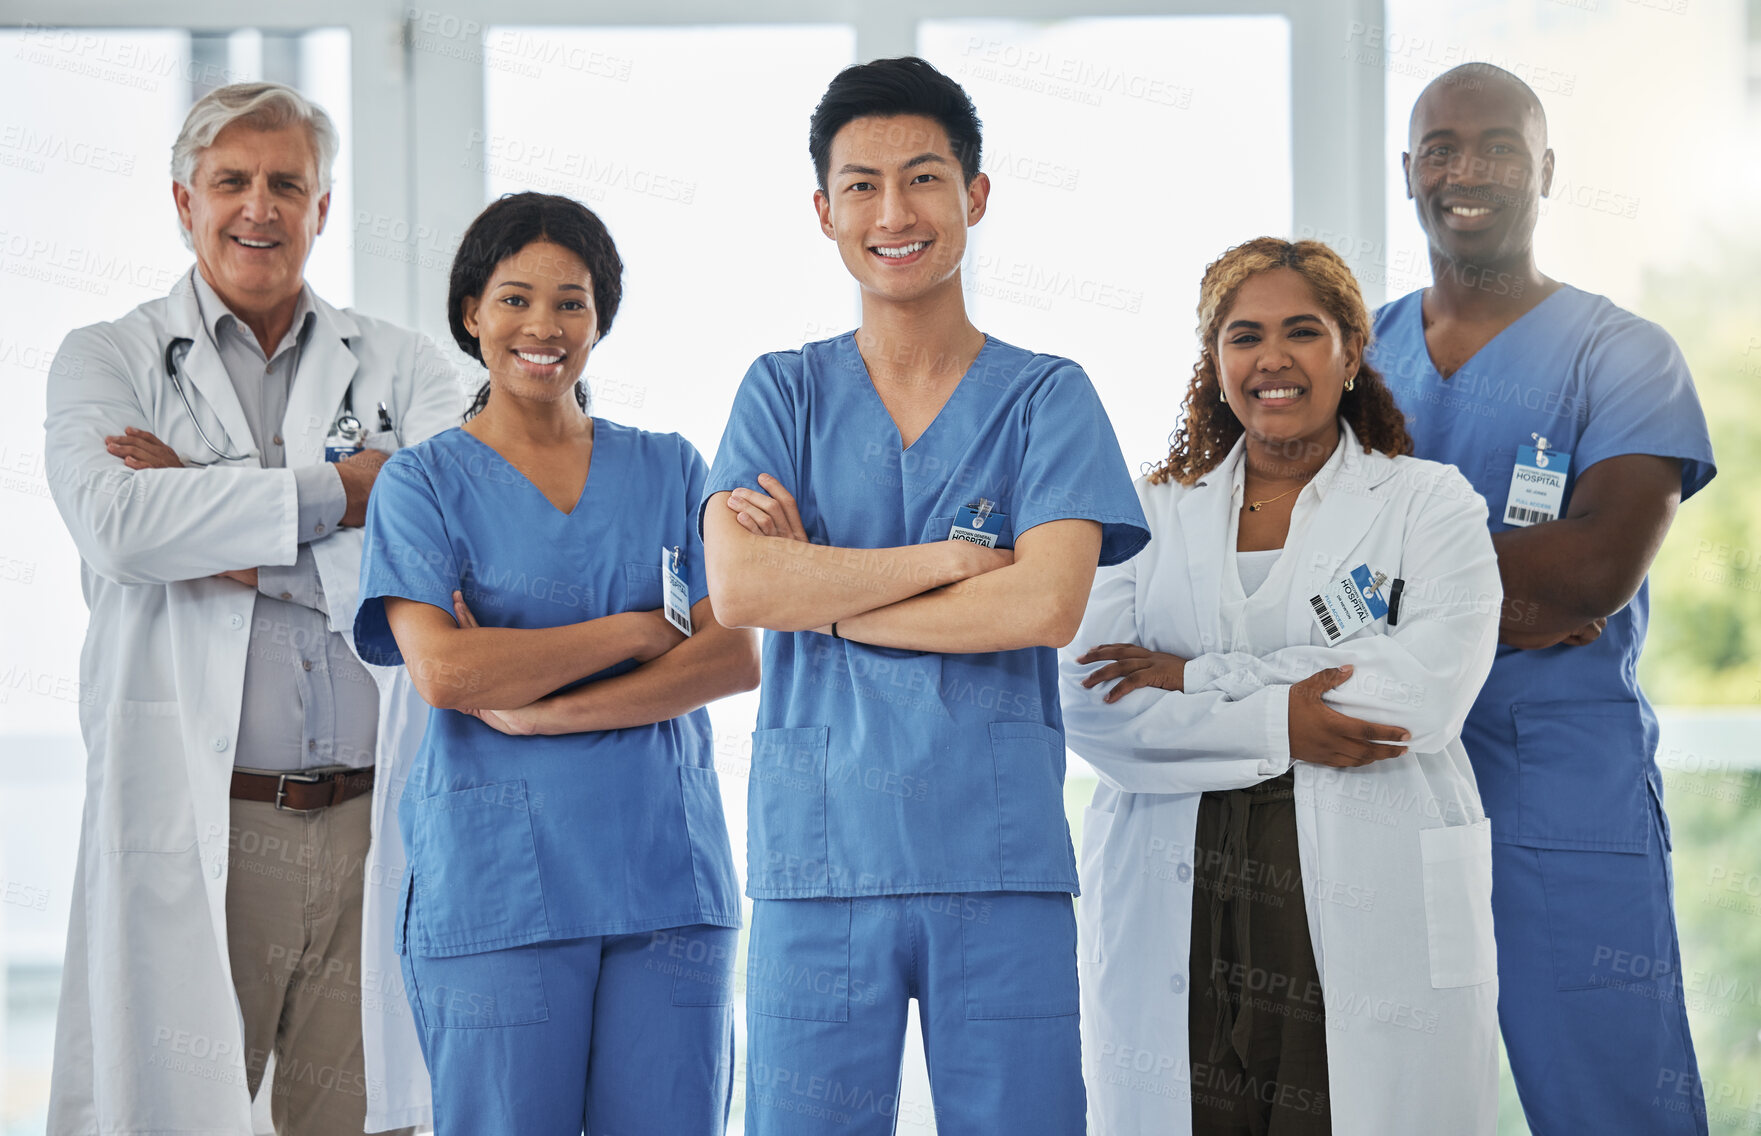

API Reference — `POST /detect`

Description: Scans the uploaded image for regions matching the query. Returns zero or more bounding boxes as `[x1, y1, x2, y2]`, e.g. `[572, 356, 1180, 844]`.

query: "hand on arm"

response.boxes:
[336, 447, 388, 528]
[1493, 454, 1680, 647]
[702, 481, 1006, 632]
[1076, 644, 1188, 702]
[461, 593, 760, 736]
[383, 592, 681, 711]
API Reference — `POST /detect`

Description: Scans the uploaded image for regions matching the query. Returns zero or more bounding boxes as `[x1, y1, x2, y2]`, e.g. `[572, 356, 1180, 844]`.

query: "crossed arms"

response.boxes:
[701, 474, 1103, 653]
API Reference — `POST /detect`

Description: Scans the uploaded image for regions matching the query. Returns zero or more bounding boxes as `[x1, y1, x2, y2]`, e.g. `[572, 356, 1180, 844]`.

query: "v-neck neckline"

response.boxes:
[849, 332, 993, 453]
[457, 419, 602, 518]
[1418, 284, 1571, 382]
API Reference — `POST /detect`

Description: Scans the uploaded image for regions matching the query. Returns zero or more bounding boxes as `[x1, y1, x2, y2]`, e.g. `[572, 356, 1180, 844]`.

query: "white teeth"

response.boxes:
[874, 241, 927, 258]
[515, 350, 562, 365]
[1448, 205, 1491, 217]
[1255, 388, 1302, 400]
[234, 237, 276, 248]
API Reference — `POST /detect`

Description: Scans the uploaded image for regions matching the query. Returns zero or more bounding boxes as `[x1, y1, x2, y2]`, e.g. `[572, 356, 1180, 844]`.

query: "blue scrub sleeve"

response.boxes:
[1014, 364, 1151, 566]
[352, 451, 461, 666]
[1575, 313, 1716, 501]
[699, 355, 797, 539]
[680, 437, 712, 608]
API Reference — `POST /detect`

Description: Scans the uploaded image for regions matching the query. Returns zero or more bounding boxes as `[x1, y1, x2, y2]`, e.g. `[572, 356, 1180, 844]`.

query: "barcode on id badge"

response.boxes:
[1504, 504, 1557, 526]
[1309, 594, 1341, 641]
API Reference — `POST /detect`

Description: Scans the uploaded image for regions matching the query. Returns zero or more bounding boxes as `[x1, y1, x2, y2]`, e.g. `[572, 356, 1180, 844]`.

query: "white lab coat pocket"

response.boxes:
[1419, 818, 1497, 988]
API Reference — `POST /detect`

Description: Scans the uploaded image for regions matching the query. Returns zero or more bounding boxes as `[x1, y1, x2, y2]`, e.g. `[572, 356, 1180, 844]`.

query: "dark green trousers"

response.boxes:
[1188, 770, 1332, 1135]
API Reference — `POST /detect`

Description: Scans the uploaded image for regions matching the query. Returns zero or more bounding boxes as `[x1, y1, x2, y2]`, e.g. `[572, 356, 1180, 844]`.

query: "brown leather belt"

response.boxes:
[230, 767, 375, 812]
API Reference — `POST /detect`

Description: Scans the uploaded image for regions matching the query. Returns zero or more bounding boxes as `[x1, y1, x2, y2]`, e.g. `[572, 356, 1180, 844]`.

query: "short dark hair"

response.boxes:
[447, 191, 624, 418]
[808, 56, 983, 192]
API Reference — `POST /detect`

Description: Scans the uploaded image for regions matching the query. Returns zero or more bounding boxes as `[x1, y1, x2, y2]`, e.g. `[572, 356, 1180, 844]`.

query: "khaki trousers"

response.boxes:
[226, 793, 414, 1135]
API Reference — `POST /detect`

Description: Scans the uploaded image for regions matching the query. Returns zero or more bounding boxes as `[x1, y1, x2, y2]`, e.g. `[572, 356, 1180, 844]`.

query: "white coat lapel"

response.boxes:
[1178, 445, 1242, 656]
[283, 293, 361, 469]
[166, 274, 257, 466]
[1286, 427, 1393, 644]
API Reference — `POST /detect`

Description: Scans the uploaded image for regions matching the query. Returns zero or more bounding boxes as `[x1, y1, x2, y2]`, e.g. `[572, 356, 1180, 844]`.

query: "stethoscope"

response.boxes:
[163, 336, 392, 465]
[164, 336, 252, 464]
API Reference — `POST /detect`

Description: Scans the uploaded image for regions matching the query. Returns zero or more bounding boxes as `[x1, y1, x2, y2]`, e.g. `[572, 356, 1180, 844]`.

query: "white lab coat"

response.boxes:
[43, 268, 462, 1134]
[1060, 424, 1503, 1135]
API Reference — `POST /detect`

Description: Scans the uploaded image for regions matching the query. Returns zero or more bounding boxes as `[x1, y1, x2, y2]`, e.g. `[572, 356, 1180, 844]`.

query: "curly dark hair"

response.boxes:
[1147, 237, 1412, 485]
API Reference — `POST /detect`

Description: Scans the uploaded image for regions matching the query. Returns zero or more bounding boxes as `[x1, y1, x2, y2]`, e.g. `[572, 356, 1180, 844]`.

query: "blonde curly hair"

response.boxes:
[1147, 237, 1412, 485]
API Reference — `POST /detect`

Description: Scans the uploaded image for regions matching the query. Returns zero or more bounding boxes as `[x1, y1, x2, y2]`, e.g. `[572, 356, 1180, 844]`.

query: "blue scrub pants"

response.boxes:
[402, 924, 738, 1135]
[1493, 813, 1708, 1134]
[745, 891, 1085, 1136]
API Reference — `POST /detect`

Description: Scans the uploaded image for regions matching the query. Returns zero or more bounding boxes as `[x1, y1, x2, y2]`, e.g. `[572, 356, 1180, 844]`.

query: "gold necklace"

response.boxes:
[1244, 471, 1317, 512]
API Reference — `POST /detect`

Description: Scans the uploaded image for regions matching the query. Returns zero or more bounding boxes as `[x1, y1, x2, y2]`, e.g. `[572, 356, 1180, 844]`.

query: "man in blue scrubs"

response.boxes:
[1370, 63, 1715, 1134]
[700, 58, 1149, 1135]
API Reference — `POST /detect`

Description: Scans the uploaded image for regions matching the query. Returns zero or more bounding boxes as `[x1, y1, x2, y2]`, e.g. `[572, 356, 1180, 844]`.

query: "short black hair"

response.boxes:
[808, 56, 983, 193]
[447, 192, 624, 417]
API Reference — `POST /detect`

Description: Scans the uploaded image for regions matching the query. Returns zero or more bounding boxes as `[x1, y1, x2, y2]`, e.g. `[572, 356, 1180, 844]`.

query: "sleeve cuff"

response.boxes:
[293, 463, 346, 543]
[258, 544, 326, 612]
[1260, 684, 1292, 777]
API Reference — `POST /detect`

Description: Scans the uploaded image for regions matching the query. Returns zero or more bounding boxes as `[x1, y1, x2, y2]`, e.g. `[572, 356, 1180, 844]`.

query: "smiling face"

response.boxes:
[813, 114, 989, 307]
[1215, 268, 1362, 459]
[1404, 75, 1553, 270]
[460, 239, 597, 410]
[173, 121, 328, 313]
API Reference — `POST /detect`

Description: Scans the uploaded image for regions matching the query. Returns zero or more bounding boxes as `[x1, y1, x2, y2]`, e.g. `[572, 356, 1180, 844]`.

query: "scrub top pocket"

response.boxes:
[679, 765, 741, 924]
[407, 779, 551, 956]
[623, 561, 663, 612]
[989, 722, 1078, 890]
[747, 728, 830, 895]
[1510, 701, 1651, 851]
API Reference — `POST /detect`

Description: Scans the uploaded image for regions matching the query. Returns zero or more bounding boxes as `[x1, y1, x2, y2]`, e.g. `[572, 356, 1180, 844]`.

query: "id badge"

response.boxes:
[1503, 436, 1571, 527]
[325, 412, 365, 463]
[948, 498, 1008, 548]
[1308, 564, 1390, 644]
[662, 546, 693, 637]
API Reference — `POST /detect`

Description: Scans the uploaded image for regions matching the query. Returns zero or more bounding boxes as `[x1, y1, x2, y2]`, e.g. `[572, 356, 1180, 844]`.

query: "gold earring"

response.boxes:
[1219, 387, 1227, 404]
[1345, 376, 1356, 392]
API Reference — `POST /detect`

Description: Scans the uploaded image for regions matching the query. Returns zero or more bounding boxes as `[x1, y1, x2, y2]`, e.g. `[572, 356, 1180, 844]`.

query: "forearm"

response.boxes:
[1184, 626, 1494, 755]
[708, 518, 970, 631]
[837, 561, 1077, 653]
[836, 520, 1100, 652]
[407, 611, 656, 711]
[50, 462, 298, 584]
[1493, 521, 1638, 640]
[525, 622, 759, 734]
[1063, 683, 1293, 794]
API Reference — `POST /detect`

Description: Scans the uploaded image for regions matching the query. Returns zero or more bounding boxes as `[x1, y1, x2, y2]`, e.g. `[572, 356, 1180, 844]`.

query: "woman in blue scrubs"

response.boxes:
[353, 192, 758, 1135]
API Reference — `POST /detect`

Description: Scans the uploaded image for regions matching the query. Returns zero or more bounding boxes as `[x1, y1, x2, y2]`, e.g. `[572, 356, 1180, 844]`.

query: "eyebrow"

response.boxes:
[210, 167, 307, 183]
[836, 152, 950, 178]
[1225, 314, 1325, 332]
[1417, 126, 1526, 147]
[495, 280, 588, 292]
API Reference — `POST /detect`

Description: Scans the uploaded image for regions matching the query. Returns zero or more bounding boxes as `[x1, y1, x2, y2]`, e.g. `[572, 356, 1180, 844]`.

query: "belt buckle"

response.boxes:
[273, 769, 328, 812]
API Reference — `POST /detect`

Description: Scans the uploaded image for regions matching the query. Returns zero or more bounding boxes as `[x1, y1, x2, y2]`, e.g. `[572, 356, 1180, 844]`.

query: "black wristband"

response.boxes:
[830, 622, 841, 640]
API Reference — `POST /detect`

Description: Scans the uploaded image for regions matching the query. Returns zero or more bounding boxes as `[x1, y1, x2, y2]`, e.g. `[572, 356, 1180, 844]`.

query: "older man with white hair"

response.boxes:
[44, 82, 460, 1134]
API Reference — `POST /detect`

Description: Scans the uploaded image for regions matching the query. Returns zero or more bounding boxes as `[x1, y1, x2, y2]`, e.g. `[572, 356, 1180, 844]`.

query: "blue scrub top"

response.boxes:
[702, 333, 1150, 899]
[354, 421, 741, 958]
[1370, 285, 1715, 853]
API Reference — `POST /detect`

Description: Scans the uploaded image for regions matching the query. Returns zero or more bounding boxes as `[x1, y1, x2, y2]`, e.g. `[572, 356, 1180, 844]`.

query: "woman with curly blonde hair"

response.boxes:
[1061, 238, 1504, 1134]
